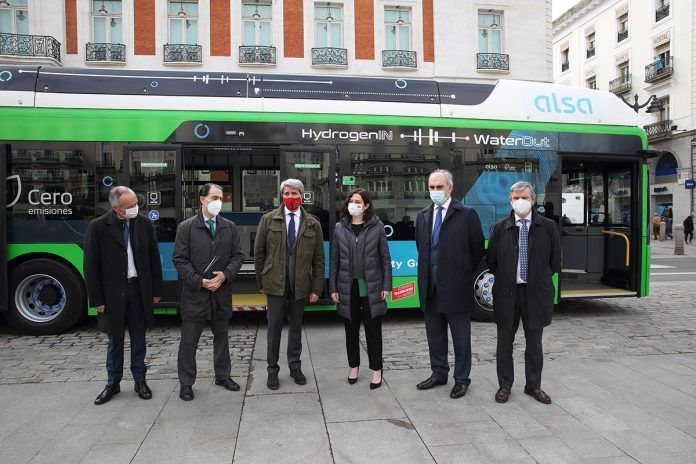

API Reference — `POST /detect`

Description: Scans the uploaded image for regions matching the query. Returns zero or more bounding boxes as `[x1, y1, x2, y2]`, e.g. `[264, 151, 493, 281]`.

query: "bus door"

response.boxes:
[123, 144, 182, 304]
[281, 146, 337, 302]
[1, 144, 8, 313]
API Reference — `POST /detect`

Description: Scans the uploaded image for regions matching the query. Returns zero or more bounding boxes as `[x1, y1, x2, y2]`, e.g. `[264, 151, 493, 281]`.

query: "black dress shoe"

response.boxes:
[524, 386, 552, 404]
[416, 376, 448, 390]
[267, 373, 280, 390]
[370, 370, 383, 390]
[450, 383, 468, 399]
[179, 384, 194, 401]
[495, 387, 511, 403]
[215, 377, 241, 391]
[134, 381, 152, 400]
[94, 383, 120, 405]
[290, 368, 307, 385]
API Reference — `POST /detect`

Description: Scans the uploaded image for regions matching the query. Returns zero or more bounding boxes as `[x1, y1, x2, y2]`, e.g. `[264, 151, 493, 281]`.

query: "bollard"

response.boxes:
[674, 224, 684, 255]
[659, 221, 666, 241]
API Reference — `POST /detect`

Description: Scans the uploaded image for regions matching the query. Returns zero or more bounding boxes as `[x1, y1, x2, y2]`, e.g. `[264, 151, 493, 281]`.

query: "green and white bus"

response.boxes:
[0, 66, 650, 334]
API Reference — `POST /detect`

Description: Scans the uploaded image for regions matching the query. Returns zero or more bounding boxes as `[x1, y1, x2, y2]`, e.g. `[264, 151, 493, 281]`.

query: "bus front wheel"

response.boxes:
[4, 259, 86, 335]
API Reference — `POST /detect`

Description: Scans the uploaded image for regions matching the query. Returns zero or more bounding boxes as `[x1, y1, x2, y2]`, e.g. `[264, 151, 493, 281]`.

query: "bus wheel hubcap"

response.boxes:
[474, 270, 495, 311]
[15, 274, 67, 323]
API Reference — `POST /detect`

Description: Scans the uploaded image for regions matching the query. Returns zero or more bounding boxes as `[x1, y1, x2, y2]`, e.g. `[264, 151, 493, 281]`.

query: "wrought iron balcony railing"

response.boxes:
[0, 32, 61, 62]
[382, 50, 417, 69]
[163, 44, 202, 63]
[586, 46, 595, 58]
[477, 53, 509, 71]
[561, 61, 569, 72]
[609, 74, 631, 94]
[656, 2, 670, 22]
[86, 43, 126, 63]
[644, 120, 673, 140]
[617, 28, 628, 42]
[311, 47, 348, 67]
[645, 56, 673, 83]
[239, 46, 276, 65]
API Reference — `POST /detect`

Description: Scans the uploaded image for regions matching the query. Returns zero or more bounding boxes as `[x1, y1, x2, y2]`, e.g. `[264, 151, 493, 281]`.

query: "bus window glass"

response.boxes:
[284, 151, 333, 240]
[242, 168, 279, 212]
[562, 172, 586, 225]
[608, 170, 631, 226]
[589, 173, 606, 225]
[96, 142, 124, 216]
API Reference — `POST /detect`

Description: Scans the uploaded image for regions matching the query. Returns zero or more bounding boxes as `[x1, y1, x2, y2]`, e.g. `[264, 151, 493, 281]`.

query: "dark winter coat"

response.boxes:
[684, 216, 694, 232]
[329, 216, 393, 319]
[84, 211, 163, 336]
[487, 211, 561, 331]
[254, 205, 325, 299]
[173, 213, 244, 321]
[415, 200, 486, 313]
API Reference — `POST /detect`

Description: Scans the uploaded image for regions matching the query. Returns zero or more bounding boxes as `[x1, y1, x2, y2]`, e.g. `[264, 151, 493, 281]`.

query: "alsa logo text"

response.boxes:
[534, 92, 593, 115]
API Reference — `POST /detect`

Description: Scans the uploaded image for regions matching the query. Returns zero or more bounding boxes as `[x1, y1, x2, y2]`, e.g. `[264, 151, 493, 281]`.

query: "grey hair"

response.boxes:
[509, 181, 536, 201]
[429, 169, 454, 187]
[280, 178, 305, 195]
[108, 186, 135, 207]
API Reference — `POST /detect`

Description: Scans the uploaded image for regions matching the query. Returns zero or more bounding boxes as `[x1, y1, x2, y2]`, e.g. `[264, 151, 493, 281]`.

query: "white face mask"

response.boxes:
[347, 203, 364, 217]
[511, 199, 533, 217]
[123, 205, 138, 220]
[207, 199, 222, 217]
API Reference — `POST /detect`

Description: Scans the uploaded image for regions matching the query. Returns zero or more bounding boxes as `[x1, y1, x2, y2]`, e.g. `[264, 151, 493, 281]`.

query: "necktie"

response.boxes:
[206, 218, 216, 238]
[432, 206, 443, 246]
[288, 213, 296, 249]
[123, 220, 130, 247]
[520, 219, 529, 282]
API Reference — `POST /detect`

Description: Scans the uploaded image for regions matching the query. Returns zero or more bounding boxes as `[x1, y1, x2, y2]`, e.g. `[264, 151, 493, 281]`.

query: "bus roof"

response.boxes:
[0, 65, 641, 127]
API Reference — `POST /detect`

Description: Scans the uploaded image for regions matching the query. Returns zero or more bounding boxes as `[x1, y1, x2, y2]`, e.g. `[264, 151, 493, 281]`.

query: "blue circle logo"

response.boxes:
[102, 176, 114, 187]
[0, 70, 12, 82]
[148, 210, 160, 221]
[194, 123, 211, 139]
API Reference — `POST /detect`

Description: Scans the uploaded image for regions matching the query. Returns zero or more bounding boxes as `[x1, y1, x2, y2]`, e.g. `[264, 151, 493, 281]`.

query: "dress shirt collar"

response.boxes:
[435, 196, 452, 212]
[515, 212, 532, 224]
[284, 206, 300, 217]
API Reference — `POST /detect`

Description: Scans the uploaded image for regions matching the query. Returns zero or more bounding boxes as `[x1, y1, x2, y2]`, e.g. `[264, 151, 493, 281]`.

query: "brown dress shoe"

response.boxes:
[495, 387, 510, 403]
[290, 368, 307, 385]
[524, 386, 551, 404]
[267, 373, 280, 390]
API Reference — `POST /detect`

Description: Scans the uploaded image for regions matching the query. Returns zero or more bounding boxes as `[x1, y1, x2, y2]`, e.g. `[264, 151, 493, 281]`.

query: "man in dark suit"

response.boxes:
[173, 183, 245, 401]
[487, 181, 561, 404]
[415, 169, 485, 399]
[84, 186, 163, 405]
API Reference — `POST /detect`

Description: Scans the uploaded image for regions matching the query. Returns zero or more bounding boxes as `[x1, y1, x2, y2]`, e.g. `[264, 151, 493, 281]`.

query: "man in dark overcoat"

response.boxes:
[173, 183, 244, 401]
[84, 186, 163, 405]
[487, 181, 561, 404]
[415, 169, 485, 399]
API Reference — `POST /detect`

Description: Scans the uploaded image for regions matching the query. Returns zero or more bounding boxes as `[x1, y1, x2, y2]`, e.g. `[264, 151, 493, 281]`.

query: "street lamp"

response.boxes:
[619, 93, 663, 113]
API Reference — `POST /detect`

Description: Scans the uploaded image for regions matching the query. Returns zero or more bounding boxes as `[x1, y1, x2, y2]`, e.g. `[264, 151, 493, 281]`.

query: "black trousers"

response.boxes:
[344, 280, 383, 371]
[266, 291, 305, 374]
[177, 317, 231, 386]
[686, 229, 694, 243]
[496, 285, 544, 390]
[424, 291, 472, 385]
[106, 280, 147, 385]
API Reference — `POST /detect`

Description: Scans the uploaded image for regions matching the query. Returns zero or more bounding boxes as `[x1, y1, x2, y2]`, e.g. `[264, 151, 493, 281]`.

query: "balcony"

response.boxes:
[311, 47, 348, 67]
[477, 53, 509, 72]
[561, 61, 569, 72]
[644, 120, 673, 141]
[586, 46, 595, 59]
[656, 2, 670, 22]
[163, 44, 202, 64]
[609, 74, 631, 94]
[617, 28, 628, 42]
[0, 32, 61, 63]
[382, 50, 417, 69]
[238, 46, 276, 65]
[86, 43, 126, 63]
[645, 56, 673, 83]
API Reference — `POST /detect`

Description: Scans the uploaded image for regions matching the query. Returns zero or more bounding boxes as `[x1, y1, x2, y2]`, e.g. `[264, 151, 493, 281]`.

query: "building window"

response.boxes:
[587, 77, 597, 89]
[169, 0, 198, 45]
[561, 48, 569, 72]
[586, 33, 595, 58]
[315, 3, 343, 48]
[619, 61, 630, 79]
[0, 0, 29, 35]
[657, 96, 670, 122]
[478, 11, 503, 53]
[92, 1, 123, 44]
[243, 1, 272, 46]
[384, 6, 411, 51]
[617, 13, 628, 42]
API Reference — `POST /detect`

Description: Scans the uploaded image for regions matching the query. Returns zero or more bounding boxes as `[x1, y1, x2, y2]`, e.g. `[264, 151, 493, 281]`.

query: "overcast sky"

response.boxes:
[553, 0, 581, 19]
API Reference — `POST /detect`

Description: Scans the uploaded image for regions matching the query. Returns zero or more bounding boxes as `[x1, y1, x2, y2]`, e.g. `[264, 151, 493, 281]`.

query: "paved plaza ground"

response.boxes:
[1, 240, 695, 463]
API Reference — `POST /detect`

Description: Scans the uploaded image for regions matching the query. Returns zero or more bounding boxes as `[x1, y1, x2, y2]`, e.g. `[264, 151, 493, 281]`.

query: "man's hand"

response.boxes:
[95, 305, 105, 313]
[330, 293, 340, 304]
[153, 297, 161, 303]
[308, 293, 319, 304]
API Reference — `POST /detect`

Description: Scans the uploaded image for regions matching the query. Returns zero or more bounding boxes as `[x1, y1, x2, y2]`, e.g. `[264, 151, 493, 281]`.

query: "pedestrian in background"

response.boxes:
[254, 179, 325, 390]
[84, 186, 163, 405]
[173, 183, 244, 401]
[684, 214, 694, 244]
[330, 188, 392, 389]
[414, 169, 485, 399]
[487, 181, 561, 405]
[652, 214, 661, 240]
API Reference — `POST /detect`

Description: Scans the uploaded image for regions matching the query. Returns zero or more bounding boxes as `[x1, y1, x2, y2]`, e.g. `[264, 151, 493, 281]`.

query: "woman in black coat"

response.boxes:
[330, 188, 392, 389]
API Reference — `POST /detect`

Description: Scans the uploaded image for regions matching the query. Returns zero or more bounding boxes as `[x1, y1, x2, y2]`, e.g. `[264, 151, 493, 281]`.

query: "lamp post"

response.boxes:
[618, 93, 664, 113]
